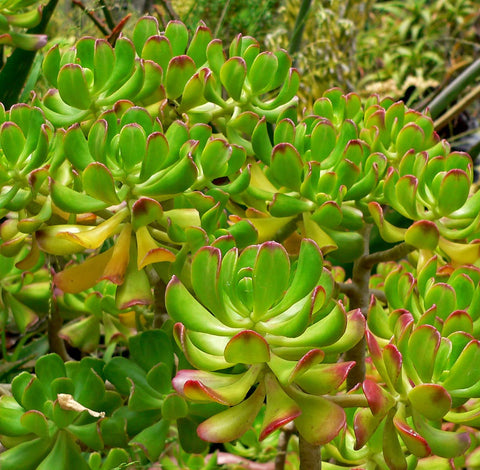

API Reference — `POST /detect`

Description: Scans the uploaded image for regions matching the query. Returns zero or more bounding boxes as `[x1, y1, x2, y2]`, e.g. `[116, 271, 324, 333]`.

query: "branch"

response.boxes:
[0, 384, 11, 396]
[71, 0, 110, 36]
[337, 282, 358, 298]
[338, 283, 387, 304]
[157, 0, 180, 21]
[361, 242, 415, 270]
[275, 422, 295, 470]
[434, 84, 480, 131]
[299, 434, 321, 470]
[107, 13, 131, 46]
[48, 303, 71, 362]
[370, 288, 387, 304]
[98, 0, 115, 30]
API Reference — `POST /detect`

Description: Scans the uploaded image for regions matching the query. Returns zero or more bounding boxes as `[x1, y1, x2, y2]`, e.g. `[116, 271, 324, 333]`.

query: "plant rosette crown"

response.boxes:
[169, 238, 366, 445]
[339, 254, 480, 469]
[36, 16, 299, 131]
[230, 89, 480, 264]
[0, 353, 127, 470]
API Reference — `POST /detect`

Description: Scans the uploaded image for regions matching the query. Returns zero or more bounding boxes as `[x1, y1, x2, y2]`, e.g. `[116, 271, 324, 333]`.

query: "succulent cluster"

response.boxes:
[1, 13, 480, 470]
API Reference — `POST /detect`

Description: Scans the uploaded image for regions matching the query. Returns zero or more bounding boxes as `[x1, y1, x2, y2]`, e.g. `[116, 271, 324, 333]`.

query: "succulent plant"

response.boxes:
[169, 239, 366, 445]
[0, 353, 127, 470]
[2, 12, 480, 470]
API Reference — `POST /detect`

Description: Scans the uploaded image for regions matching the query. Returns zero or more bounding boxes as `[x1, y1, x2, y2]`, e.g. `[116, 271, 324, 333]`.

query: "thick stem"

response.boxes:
[98, 0, 115, 30]
[274, 422, 295, 470]
[344, 227, 371, 389]
[328, 393, 369, 408]
[344, 230, 415, 389]
[299, 435, 321, 470]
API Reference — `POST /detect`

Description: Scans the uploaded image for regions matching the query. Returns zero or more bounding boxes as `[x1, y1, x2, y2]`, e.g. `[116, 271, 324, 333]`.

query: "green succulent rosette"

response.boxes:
[102, 329, 198, 463]
[347, 325, 475, 469]
[169, 239, 366, 445]
[368, 255, 480, 340]
[34, 105, 252, 305]
[230, 89, 480, 264]
[0, 353, 128, 470]
[335, 255, 480, 469]
[36, 15, 299, 130]
[0, 104, 51, 223]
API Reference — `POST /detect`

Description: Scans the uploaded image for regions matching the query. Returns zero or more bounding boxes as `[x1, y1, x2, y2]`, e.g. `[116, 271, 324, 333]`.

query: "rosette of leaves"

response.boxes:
[169, 238, 366, 445]
[36, 15, 299, 133]
[369, 255, 480, 340]
[230, 88, 480, 264]
[34, 105, 252, 306]
[345, 322, 476, 470]
[103, 329, 202, 464]
[0, 353, 128, 470]
[326, 255, 480, 469]
[0, 0, 47, 50]
[131, 16, 299, 129]
[36, 30, 166, 127]
[0, 103, 51, 225]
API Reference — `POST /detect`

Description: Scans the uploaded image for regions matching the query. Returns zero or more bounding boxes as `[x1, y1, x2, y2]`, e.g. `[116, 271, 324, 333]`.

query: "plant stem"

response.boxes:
[72, 0, 111, 35]
[275, 422, 295, 470]
[299, 434, 321, 470]
[0, 384, 12, 396]
[98, 0, 115, 30]
[157, 0, 180, 21]
[214, 0, 231, 37]
[48, 303, 71, 361]
[288, 0, 312, 57]
[328, 393, 368, 408]
[344, 229, 415, 389]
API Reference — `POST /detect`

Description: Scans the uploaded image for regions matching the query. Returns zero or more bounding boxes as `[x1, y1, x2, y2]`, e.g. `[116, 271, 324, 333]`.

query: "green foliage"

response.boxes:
[1, 5, 480, 470]
[180, 0, 281, 43]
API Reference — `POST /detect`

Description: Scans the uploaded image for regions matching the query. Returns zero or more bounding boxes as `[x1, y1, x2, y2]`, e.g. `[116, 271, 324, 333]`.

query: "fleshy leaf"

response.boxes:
[260, 372, 300, 440]
[393, 415, 431, 458]
[408, 384, 451, 420]
[291, 387, 345, 445]
[252, 241, 290, 320]
[197, 382, 265, 443]
[362, 378, 396, 417]
[224, 330, 270, 363]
